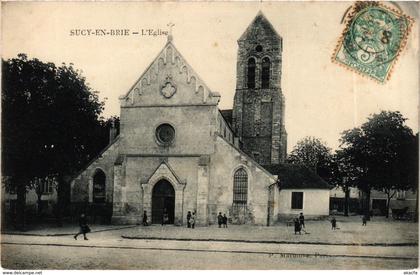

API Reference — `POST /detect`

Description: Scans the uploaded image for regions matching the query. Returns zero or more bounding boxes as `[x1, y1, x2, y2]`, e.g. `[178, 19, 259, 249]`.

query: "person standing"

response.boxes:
[223, 214, 228, 228]
[190, 211, 196, 229]
[74, 213, 90, 240]
[187, 211, 192, 228]
[217, 212, 223, 228]
[294, 217, 301, 235]
[331, 216, 337, 230]
[299, 212, 305, 229]
[142, 211, 148, 226]
[362, 215, 367, 226]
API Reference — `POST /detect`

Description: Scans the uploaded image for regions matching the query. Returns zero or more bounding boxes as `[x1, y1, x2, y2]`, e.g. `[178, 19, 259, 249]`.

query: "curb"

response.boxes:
[121, 236, 419, 247]
[2, 225, 139, 237]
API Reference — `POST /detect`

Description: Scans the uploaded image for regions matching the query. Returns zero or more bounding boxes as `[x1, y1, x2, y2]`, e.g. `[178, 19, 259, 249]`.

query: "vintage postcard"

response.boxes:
[1, 1, 419, 271]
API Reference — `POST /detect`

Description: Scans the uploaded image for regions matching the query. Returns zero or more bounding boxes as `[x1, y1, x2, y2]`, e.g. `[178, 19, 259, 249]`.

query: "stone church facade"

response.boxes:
[71, 12, 292, 226]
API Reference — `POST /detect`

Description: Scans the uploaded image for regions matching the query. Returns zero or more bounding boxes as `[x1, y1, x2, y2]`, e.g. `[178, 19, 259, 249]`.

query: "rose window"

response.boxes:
[156, 124, 175, 145]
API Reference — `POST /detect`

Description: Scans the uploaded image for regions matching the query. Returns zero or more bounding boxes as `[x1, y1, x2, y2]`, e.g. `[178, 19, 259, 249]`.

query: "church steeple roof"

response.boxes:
[238, 11, 281, 42]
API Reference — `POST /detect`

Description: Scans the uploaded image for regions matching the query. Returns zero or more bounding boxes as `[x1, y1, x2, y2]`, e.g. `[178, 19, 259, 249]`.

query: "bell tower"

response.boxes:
[232, 11, 287, 165]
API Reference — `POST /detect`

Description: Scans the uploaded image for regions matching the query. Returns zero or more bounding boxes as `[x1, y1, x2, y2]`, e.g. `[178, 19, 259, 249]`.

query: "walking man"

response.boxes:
[362, 215, 367, 226]
[217, 212, 223, 228]
[74, 213, 90, 240]
[142, 210, 148, 226]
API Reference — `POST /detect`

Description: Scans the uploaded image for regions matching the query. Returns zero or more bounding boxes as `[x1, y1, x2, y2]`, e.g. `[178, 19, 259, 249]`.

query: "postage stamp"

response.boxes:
[332, 2, 414, 83]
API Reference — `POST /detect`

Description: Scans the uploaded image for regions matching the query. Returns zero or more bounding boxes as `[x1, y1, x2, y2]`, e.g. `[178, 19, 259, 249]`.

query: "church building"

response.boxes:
[70, 12, 330, 226]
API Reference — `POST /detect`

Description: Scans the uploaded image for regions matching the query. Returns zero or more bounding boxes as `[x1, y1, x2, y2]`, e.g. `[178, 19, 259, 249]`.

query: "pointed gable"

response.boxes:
[238, 11, 281, 42]
[120, 39, 220, 107]
[142, 161, 187, 191]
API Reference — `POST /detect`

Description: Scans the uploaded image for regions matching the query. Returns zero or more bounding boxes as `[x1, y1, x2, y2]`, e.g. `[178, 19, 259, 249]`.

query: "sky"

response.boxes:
[2, 1, 419, 152]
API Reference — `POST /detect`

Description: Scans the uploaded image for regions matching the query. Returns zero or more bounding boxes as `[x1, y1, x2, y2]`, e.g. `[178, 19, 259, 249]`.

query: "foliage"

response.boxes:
[337, 111, 418, 216]
[339, 111, 417, 191]
[2, 54, 117, 226]
[287, 136, 334, 182]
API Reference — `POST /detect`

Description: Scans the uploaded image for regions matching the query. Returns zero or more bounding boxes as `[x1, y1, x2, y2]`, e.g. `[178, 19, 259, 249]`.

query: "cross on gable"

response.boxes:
[167, 22, 175, 42]
[167, 22, 175, 35]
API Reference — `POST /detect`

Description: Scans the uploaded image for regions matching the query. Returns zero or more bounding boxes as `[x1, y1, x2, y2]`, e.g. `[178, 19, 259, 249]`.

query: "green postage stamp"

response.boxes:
[333, 2, 414, 83]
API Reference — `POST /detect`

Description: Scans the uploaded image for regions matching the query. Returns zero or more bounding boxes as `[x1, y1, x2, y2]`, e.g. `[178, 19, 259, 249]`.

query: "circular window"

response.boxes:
[156, 124, 175, 145]
[255, 45, 263, 52]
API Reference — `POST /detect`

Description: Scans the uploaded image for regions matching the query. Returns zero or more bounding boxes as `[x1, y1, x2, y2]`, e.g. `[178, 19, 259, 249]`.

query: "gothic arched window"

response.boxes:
[233, 168, 248, 206]
[261, 57, 271, 89]
[93, 169, 106, 203]
[247, 58, 256, 89]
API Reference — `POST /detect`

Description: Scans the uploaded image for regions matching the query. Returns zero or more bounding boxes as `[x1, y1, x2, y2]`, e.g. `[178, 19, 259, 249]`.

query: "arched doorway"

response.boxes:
[91, 169, 112, 224]
[152, 180, 175, 224]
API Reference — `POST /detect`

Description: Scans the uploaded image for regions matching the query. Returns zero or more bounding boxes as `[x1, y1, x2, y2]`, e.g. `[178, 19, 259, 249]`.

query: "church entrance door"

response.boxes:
[152, 180, 175, 224]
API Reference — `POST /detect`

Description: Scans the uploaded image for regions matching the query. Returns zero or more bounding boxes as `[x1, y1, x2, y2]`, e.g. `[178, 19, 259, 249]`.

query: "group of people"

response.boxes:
[293, 212, 306, 234]
[143, 209, 172, 226]
[186, 211, 196, 228]
[330, 214, 368, 230]
[75, 210, 370, 240]
[141, 209, 197, 227]
[217, 212, 228, 228]
[293, 213, 370, 234]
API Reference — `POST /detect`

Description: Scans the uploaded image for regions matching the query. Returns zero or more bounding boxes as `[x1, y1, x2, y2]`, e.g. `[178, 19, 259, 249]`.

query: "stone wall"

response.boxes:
[208, 135, 277, 225]
[111, 156, 200, 225]
[120, 106, 216, 156]
[71, 139, 120, 205]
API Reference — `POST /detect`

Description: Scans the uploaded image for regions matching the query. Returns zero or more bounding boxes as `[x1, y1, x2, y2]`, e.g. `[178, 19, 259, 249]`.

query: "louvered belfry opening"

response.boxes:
[261, 57, 271, 88]
[247, 58, 256, 89]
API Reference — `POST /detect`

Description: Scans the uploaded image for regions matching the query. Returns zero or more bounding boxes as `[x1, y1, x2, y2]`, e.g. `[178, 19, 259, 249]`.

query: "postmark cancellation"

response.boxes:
[332, 1, 414, 83]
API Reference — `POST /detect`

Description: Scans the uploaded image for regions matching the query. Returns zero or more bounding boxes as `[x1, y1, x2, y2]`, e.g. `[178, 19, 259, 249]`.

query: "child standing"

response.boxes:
[294, 217, 301, 234]
[331, 216, 337, 230]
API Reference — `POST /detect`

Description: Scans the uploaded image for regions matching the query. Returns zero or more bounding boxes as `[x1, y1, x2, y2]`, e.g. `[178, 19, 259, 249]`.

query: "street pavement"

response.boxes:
[1, 217, 418, 270]
[121, 217, 419, 245]
[2, 242, 417, 269]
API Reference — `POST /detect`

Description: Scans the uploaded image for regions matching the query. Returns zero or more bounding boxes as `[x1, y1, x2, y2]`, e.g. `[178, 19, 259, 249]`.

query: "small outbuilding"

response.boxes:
[265, 164, 332, 221]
